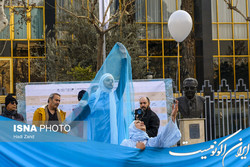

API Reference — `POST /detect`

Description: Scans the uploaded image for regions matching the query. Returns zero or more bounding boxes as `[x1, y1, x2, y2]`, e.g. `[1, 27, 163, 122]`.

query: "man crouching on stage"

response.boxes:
[121, 101, 181, 150]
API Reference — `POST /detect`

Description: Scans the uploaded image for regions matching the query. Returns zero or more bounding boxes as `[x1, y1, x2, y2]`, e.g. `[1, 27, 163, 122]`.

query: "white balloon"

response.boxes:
[168, 10, 193, 43]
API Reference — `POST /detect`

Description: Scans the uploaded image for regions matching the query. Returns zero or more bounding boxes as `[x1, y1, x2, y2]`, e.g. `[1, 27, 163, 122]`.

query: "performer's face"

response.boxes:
[183, 81, 197, 99]
[103, 76, 114, 89]
[134, 120, 146, 132]
[139, 97, 149, 110]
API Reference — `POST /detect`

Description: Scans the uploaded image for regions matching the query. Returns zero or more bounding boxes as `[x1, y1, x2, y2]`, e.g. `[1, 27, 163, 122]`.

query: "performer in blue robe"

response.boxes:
[121, 102, 181, 149]
[66, 42, 134, 144]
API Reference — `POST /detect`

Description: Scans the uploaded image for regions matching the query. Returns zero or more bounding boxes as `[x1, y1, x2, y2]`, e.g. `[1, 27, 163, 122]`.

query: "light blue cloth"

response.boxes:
[67, 42, 134, 144]
[88, 73, 118, 144]
[121, 120, 181, 148]
[1, 110, 250, 166]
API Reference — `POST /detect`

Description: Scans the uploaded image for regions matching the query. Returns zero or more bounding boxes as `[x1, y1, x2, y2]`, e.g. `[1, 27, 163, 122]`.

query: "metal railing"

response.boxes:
[173, 78, 250, 141]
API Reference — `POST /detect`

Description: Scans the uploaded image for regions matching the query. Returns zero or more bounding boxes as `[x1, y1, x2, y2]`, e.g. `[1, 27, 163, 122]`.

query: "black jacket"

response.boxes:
[1, 108, 24, 122]
[135, 107, 160, 137]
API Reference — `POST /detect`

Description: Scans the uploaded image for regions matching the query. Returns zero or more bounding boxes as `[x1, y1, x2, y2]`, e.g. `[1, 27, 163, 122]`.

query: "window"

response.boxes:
[136, 0, 181, 80]
[31, 8, 44, 39]
[0, 59, 11, 94]
[14, 8, 27, 39]
[0, 0, 45, 94]
[0, 8, 10, 39]
[212, 0, 250, 90]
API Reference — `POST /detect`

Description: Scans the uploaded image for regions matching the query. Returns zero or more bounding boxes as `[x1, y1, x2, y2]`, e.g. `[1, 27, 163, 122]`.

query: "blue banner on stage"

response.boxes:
[0, 116, 249, 167]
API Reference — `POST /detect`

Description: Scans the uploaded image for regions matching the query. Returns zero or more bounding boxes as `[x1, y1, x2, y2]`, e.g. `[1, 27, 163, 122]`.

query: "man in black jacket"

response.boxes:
[134, 97, 160, 137]
[1, 94, 24, 122]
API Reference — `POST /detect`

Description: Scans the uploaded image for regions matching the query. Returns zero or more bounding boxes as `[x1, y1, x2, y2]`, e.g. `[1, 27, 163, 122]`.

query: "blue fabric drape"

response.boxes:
[65, 42, 134, 144]
[0, 116, 250, 167]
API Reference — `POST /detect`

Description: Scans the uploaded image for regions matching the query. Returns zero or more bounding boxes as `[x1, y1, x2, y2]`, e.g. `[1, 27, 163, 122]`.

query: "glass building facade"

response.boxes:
[0, 0, 250, 98]
[0, 0, 45, 96]
[135, 0, 250, 91]
[211, 0, 250, 90]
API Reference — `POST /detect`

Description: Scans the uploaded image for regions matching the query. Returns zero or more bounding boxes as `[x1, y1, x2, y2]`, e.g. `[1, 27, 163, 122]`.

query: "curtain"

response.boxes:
[12, 0, 27, 6]
[163, 0, 180, 39]
[147, 0, 161, 39]
[14, 8, 27, 39]
[56, 0, 71, 21]
[233, 0, 247, 39]
[31, 8, 43, 39]
[214, 0, 247, 39]
[136, 0, 181, 39]
[29, 0, 44, 6]
[136, 0, 145, 22]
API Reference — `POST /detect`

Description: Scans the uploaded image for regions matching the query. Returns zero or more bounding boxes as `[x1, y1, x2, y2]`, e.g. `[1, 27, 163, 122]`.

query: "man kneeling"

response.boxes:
[121, 101, 181, 150]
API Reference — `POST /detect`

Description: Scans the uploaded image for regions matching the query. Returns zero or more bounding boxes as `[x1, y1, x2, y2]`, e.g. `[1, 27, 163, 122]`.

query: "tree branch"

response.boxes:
[57, 4, 89, 20]
[89, 0, 102, 33]
[116, 0, 132, 25]
[103, 0, 135, 33]
[101, 0, 114, 26]
[223, 0, 250, 21]
[103, 10, 119, 25]
[103, 23, 118, 33]
[21, 0, 28, 9]
[0, 0, 8, 32]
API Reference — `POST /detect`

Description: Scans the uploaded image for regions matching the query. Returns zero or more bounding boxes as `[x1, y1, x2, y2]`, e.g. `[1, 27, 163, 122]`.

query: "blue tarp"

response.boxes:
[0, 116, 249, 167]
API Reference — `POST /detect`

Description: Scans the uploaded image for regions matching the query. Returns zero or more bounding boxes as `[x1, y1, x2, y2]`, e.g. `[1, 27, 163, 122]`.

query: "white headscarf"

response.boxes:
[129, 121, 149, 142]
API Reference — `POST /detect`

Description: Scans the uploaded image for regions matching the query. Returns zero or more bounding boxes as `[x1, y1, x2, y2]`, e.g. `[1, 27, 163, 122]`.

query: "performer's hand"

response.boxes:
[136, 142, 146, 150]
[117, 42, 127, 58]
[171, 100, 178, 123]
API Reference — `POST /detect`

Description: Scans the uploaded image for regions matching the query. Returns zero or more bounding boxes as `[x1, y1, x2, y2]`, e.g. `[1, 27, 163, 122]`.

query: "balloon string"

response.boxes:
[175, 42, 179, 90]
[176, 42, 179, 92]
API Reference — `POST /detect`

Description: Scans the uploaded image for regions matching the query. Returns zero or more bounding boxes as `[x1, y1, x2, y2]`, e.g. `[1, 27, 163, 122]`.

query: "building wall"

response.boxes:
[0, 0, 249, 100]
[136, 0, 182, 81]
[211, 0, 250, 90]
[136, 0, 250, 91]
[0, 0, 46, 97]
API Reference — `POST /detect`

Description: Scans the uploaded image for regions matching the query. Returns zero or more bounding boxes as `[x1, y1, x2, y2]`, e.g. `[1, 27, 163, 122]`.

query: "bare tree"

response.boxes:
[57, 0, 135, 71]
[45, 13, 147, 81]
[0, 0, 8, 32]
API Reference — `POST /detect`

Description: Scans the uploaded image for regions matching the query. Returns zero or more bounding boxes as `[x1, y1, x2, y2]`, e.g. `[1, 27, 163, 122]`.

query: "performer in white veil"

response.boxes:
[66, 43, 134, 144]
